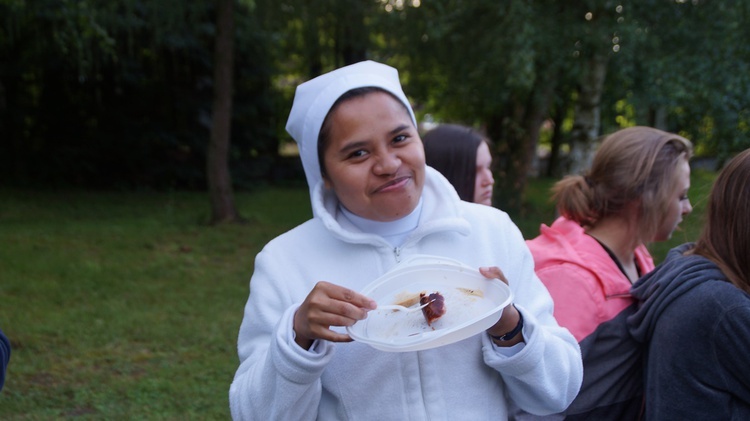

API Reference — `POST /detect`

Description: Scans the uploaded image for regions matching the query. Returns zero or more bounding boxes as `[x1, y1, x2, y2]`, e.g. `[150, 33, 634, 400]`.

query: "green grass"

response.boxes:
[0, 170, 716, 419]
[0, 188, 311, 420]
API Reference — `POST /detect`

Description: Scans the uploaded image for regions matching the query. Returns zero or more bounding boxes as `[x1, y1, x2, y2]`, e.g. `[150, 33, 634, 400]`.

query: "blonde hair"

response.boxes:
[690, 148, 750, 293]
[554, 126, 693, 241]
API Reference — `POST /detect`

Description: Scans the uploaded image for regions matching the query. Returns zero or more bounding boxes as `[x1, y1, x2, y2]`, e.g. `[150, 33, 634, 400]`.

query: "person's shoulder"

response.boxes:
[459, 201, 512, 223]
[527, 217, 590, 255]
[652, 245, 723, 284]
[699, 278, 750, 306]
[260, 218, 322, 250]
[658, 278, 749, 343]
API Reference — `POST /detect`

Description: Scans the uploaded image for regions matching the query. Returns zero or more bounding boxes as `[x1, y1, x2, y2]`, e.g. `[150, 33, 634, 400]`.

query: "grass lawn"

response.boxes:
[0, 188, 312, 420]
[0, 168, 715, 419]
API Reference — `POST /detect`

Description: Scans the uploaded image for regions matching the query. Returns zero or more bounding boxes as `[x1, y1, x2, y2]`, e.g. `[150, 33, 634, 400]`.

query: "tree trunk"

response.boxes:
[487, 99, 525, 214]
[546, 99, 566, 178]
[207, 0, 242, 224]
[337, 3, 367, 66]
[522, 69, 557, 179]
[567, 54, 608, 175]
[303, 0, 322, 78]
[488, 73, 556, 215]
[648, 105, 668, 130]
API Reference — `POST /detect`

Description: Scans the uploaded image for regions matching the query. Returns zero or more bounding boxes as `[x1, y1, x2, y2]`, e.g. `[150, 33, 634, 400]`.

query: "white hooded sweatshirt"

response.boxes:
[229, 61, 582, 420]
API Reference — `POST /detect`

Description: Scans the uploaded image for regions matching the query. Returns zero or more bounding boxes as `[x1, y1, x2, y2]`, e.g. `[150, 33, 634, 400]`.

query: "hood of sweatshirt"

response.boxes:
[628, 243, 727, 343]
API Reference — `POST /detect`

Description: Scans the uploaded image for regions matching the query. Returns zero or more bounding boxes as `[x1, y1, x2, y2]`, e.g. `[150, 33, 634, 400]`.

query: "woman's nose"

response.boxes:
[480, 168, 494, 186]
[374, 153, 400, 175]
[682, 199, 693, 215]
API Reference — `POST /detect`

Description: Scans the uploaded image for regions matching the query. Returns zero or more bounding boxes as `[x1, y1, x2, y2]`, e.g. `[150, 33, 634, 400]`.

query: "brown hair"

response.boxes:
[553, 126, 693, 241]
[690, 148, 750, 293]
[423, 124, 490, 202]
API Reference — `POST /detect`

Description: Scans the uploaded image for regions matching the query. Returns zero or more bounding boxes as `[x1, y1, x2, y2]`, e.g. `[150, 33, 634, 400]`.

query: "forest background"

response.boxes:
[1, 0, 749, 418]
[2, 0, 750, 215]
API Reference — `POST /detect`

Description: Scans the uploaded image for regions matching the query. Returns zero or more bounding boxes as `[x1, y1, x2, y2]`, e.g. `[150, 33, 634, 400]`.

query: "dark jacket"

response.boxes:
[629, 243, 750, 420]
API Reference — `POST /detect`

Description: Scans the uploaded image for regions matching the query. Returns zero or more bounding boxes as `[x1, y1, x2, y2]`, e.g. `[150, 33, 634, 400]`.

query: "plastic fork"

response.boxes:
[376, 299, 434, 313]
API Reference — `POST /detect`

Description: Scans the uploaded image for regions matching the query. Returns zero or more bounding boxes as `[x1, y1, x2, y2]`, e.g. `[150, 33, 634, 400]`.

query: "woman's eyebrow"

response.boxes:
[388, 124, 411, 136]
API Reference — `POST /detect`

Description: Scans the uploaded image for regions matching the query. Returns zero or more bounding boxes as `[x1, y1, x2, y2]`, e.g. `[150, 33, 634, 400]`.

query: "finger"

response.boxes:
[319, 281, 377, 311]
[305, 282, 369, 321]
[309, 327, 354, 343]
[295, 285, 371, 339]
[301, 309, 361, 343]
[479, 266, 509, 285]
[312, 296, 375, 326]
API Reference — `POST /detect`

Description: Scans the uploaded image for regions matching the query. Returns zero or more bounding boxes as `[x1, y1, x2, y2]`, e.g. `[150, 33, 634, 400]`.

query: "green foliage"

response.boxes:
[1, 0, 749, 194]
[0, 0, 278, 190]
[611, 0, 750, 156]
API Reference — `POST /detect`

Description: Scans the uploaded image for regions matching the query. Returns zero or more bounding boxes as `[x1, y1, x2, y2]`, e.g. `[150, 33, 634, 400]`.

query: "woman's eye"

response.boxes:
[348, 149, 367, 159]
[393, 134, 407, 143]
[680, 194, 689, 201]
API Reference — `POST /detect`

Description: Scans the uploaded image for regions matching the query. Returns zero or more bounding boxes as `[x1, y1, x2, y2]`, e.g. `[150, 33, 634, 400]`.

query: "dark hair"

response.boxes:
[317, 87, 412, 179]
[553, 126, 692, 241]
[422, 124, 489, 202]
[690, 148, 750, 293]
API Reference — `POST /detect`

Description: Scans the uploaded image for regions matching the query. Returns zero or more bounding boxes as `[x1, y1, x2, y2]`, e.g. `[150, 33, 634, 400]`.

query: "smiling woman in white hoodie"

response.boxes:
[228, 60, 582, 420]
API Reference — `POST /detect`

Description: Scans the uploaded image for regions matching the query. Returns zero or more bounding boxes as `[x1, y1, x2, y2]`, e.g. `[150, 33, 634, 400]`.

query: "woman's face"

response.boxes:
[322, 92, 425, 222]
[473, 141, 494, 206]
[654, 158, 693, 241]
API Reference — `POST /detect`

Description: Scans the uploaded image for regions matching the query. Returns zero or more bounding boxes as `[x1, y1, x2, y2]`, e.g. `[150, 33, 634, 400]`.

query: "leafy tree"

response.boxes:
[0, 0, 278, 191]
[377, 0, 579, 213]
[624, 0, 750, 161]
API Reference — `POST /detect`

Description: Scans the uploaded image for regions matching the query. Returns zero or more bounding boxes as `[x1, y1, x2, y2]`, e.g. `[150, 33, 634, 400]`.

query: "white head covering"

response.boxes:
[285, 60, 417, 207]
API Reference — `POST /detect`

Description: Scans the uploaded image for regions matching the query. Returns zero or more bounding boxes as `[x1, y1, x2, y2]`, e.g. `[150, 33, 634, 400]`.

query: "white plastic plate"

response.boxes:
[347, 255, 513, 352]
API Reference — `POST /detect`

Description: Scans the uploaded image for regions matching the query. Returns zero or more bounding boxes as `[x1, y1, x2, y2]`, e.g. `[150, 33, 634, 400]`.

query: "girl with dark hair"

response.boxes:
[423, 124, 495, 205]
[629, 148, 750, 420]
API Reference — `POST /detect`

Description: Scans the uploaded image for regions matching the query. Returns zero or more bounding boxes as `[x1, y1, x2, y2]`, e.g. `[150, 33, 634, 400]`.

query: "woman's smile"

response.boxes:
[373, 175, 412, 193]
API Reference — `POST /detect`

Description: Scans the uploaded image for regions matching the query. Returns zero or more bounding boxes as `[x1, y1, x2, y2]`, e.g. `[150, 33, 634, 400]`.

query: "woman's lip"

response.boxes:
[374, 176, 411, 193]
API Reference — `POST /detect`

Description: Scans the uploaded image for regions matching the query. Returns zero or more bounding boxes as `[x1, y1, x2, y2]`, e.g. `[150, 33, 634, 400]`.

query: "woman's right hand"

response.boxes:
[293, 281, 377, 349]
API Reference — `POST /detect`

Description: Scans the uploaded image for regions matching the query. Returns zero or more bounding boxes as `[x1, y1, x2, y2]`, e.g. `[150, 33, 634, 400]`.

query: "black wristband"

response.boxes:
[489, 304, 523, 342]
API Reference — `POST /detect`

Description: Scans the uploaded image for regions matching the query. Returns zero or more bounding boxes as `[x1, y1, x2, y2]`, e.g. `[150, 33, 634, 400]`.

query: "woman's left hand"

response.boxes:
[480, 266, 524, 346]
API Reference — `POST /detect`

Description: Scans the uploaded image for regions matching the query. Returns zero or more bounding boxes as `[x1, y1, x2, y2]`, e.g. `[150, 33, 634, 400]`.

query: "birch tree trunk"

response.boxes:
[567, 54, 608, 175]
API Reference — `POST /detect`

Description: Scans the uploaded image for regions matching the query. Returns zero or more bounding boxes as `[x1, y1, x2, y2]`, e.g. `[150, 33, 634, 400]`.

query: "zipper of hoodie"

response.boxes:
[394, 246, 401, 263]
